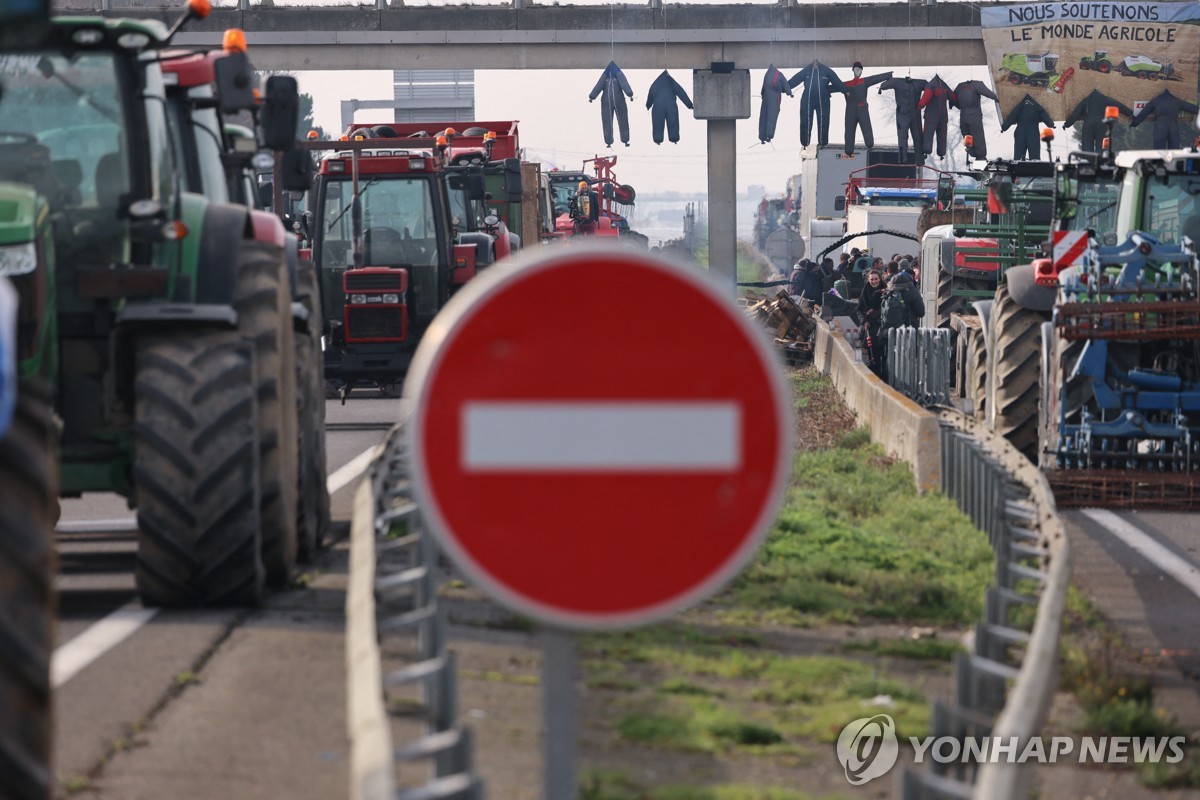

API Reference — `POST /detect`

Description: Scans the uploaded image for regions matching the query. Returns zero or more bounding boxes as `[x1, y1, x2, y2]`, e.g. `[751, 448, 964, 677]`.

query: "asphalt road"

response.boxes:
[1060, 508, 1200, 726]
[52, 395, 403, 800]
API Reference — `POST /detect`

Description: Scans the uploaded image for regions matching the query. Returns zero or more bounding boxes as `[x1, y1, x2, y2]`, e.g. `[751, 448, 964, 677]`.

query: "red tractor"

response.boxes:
[292, 129, 506, 397]
[546, 155, 646, 245]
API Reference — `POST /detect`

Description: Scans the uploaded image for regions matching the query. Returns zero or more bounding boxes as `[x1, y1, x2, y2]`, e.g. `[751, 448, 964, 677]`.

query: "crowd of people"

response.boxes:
[788, 247, 925, 380]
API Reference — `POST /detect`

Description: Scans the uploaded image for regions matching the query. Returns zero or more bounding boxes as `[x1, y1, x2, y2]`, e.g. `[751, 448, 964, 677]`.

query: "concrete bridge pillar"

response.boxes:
[692, 65, 750, 295]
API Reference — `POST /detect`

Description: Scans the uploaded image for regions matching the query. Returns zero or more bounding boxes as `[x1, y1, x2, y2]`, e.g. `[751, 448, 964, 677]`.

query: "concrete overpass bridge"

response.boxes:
[69, 2, 990, 71]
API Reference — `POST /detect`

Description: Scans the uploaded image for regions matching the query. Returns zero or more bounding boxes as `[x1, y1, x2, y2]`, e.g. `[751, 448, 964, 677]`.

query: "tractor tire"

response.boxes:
[1038, 323, 1088, 469]
[133, 333, 264, 607]
[235, 241, 299, 588]
[986, 284, 1046, 461]
[293, 260, 330, 562]
[0, 379, 56, 800]
[964, 328, 988, 421]
[1098, 61, 1111, 73]
[1079, 59, 1091, 70]
[1009, 73, 1023, 85]
[935, 269, 993, 328]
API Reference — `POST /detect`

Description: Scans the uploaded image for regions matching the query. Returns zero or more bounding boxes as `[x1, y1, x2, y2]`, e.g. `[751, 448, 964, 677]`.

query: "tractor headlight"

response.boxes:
[349, 293, 367, 304]
[381, 293, 400, 304]
[0, 242, 36, 277]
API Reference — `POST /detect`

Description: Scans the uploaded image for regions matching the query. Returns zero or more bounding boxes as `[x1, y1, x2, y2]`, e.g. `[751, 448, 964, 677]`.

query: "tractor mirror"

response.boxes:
[280, 148, 312, 193]
[213, 51, 256, 113]
[464, 171, 486, 202]
[503, 158, 523, 201]
[936, 176, 954, 210]
[0, 0, 49, 48]
[257, 181, 274, 210]
[261, 76, 300, 151]
[834, 195, 846, 212]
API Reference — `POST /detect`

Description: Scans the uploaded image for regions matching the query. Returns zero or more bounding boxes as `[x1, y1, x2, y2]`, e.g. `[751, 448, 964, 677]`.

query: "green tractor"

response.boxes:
[1000, 52, 1062, 88]
[1078, 50, 1114, 73]
[0, 0, 314, 611]
[0, 1, 57, 797]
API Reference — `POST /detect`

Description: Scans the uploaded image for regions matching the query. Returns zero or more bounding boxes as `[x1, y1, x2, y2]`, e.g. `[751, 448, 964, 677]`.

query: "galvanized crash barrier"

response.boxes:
[887, 326, 953, 407]
[901, 411, 1070, 800]
[346, 422, 484, 800]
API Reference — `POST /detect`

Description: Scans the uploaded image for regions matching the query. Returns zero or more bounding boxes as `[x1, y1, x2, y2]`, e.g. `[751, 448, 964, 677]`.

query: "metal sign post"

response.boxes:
[542, 628, 578, 800]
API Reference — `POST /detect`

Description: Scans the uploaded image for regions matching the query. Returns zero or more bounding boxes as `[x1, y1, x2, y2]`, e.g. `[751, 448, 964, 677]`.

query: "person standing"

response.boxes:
[569, 181, 600, 235]
[857, 269, 886, 376]
[877, 271, 925, 380]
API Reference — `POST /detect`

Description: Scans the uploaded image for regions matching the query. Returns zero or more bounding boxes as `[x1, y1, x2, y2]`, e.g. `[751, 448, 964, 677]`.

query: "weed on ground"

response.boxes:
[1057, 586, 1200, 789]
[567, 368, 986, 796]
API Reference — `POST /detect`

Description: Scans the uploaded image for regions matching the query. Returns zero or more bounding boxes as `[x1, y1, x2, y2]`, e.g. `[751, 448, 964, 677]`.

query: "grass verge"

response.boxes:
[572, 368, 986, 793]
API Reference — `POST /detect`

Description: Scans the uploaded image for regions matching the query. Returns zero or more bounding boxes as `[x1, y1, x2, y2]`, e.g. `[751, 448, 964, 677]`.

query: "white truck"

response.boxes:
[795, 144, 923, 262]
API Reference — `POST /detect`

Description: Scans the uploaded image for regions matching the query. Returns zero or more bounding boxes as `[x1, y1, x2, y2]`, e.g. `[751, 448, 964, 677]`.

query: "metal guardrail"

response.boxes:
[887, 326, 953, 407]
[346, 423, 485, 800]
[901, 411, 1070, 799]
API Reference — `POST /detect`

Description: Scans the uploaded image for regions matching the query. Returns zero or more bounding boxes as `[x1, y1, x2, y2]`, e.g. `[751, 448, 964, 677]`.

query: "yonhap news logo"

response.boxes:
[835, 714, 1190, 785]
[836, 714, 899, 785]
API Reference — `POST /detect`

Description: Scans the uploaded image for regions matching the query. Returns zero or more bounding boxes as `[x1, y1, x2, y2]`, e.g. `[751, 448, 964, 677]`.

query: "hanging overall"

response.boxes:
[1002, 94, 1054, 160]
[1065, 90, 1133, 152]
[841, 63, 892, 155]
[758, 65, 792, 144]
[787, 60, 846, 147]
[1131, 90, 1198, 149]
[646, 70, 693, 145]
[918, 75, 953, 159]
[589, 61, 635, 147]
[879, 76, 927, 162]
[952, 80, 999, 159]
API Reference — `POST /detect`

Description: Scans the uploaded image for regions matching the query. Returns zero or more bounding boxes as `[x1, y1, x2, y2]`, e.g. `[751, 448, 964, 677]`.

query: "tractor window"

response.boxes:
[1141, 174, 1200, 245]
[320, 175, 442, 316]
[0, 51, 133, 265]
[1069, 182, 1119, 233]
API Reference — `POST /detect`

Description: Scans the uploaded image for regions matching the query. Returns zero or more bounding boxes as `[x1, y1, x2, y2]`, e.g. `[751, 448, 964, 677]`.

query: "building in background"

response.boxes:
[392, 70, 475, 124]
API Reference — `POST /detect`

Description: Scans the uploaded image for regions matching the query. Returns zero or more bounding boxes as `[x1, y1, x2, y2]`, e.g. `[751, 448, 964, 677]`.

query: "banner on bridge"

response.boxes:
[980, 1, 1200, 119]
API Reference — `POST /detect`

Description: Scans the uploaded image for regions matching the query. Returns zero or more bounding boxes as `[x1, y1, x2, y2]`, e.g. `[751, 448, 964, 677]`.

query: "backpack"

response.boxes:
[880, 290, 910, 332]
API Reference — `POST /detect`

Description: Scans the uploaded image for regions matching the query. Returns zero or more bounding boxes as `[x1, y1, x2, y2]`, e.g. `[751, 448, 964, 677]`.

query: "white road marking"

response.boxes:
[51, 438, 378, 687]
[1081, 509, 1200, 600]
[51, 603, 158, 688]
[462, 402, 742, 471]
[327, 446, 378, 494]
[57, 516, 137, 533]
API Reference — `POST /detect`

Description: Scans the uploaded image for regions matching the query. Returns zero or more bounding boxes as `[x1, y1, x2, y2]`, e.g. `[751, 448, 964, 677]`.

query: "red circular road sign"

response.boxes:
[407, 246, 791, 629]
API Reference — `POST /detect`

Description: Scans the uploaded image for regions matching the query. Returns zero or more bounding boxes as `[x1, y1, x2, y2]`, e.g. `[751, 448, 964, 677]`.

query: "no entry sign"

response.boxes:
[406, 246, 791, 629]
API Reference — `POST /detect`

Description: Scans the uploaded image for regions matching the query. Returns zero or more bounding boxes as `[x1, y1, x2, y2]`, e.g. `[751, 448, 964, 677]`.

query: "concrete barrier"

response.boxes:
[346, 468, 396, 800]
[812, 318, 941, 492]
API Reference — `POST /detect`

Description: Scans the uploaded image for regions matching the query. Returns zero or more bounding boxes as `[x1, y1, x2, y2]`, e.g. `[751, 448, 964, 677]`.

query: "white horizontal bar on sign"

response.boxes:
[462, 402, 741, 472]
